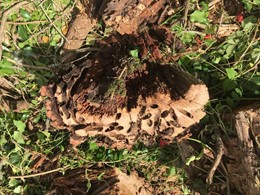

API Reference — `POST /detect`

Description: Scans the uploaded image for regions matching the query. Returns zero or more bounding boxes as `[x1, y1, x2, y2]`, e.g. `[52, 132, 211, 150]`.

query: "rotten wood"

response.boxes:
[41, 31, 209, 149]
[224, 104, 260, 195]
[47, 167, 153, 195]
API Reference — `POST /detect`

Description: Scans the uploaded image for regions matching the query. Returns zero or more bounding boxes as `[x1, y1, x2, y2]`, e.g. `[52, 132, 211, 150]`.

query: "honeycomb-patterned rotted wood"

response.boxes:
[41, 53, 209, 149]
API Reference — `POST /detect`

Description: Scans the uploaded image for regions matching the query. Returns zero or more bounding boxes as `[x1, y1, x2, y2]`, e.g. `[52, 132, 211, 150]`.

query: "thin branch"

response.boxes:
[216, 9, 224, 36]
[6, 20, 48, 25]
[184, 30, 206, 36]
[4, 56, 54, 71]
[233, 26, 259, 67]
[157, 5, 169, 25]
[28, 1, 75, 40]
[182, 0, 190, 28]
[9, 165, 70, 179]
[0, 1, 30, 61]
[206, 134, 225, 185]
[39, 3, 69, 42]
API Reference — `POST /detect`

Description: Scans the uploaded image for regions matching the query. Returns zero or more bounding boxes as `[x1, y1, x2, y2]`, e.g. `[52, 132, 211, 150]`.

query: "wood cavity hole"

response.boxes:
[111, 122, 119, 126]
[116, 126, 124, 130]
[115, 113, 122, 120]
[170, 120, 181, 127]
[150, 104, 158, 108]
[94, 127, 103, 131]
[161, 127, 174, 135]
[161, 110, 169, 118]
[179, 109, 194, 118]
[139, 106, 147, 116]
[171, 109, 177, 120]
[142, 113, 152, 120]
[147, 119, 153, 126]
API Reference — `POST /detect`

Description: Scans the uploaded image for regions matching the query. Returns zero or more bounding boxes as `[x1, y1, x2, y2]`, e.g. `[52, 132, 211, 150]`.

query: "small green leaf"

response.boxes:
[32, 115, 41, 123]
[226, 97, 234, 107]
[250, 76, 260, 85]
[242, 16, 257, 32]
[0, 135, 7, 146]
[0, 59, 16, 76]
[13, 131, 25, 144]
[224, 44, 235, 59]
[212, 56, 221, 64]
[89, 142, 98, 151]
[13, 185, 22, 194]
[122, 149, 128, 155]
[235, 88, 243, 96]
[17, 25, 28, 41]
[223, 79, 237, 91]
[226, 68, 237, 80]
[130, 49, 139, 58]
[40, 130, 51, 138]
[190, 10, 208, 24]
[180, 32, 195, 43]
[169, 166, 176, 176]
[8, 153, 22, 164]
[9, 178, 19, 187]
[14, 120, 26, 133]
[20, 9, 31, 20]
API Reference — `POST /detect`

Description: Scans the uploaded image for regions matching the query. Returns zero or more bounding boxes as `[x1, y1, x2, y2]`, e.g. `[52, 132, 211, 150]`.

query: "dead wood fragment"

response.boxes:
[102, 0, 166, 34]
[42, 31, 209, 149]
[182, 0, 190, 28]
[0, 77, 29, 112]
[42, 62, 208, 149]
[47, 167, 153, 195]
[206, 132, 225, 185]
[178, 104, 260, 194]
[63, 12, 97, 51]
[224, 104, 260, 195]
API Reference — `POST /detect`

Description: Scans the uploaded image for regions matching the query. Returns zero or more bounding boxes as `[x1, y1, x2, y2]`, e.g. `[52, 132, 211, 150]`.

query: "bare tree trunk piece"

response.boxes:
[224, 104, 260, 195]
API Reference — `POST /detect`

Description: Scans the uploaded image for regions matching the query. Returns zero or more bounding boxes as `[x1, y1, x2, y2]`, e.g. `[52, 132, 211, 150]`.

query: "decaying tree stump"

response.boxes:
[224, 104, 260, 195]
[41, 31, 209, 149]
[41, 0, 209, 149]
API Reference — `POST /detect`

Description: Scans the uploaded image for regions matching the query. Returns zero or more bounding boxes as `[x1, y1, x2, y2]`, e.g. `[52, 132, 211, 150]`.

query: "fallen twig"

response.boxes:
[0, 1, 30, 61]
[9, 165, 70, 179]
[39, 3, 69, 42]
[6, 20, 48, 25]
[4, 56, 54, 71]
[28, 1, 75, 40]
[206, 133, 225, 185]
[158, 5, 169, 24]
[182, 0, 190, 28]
